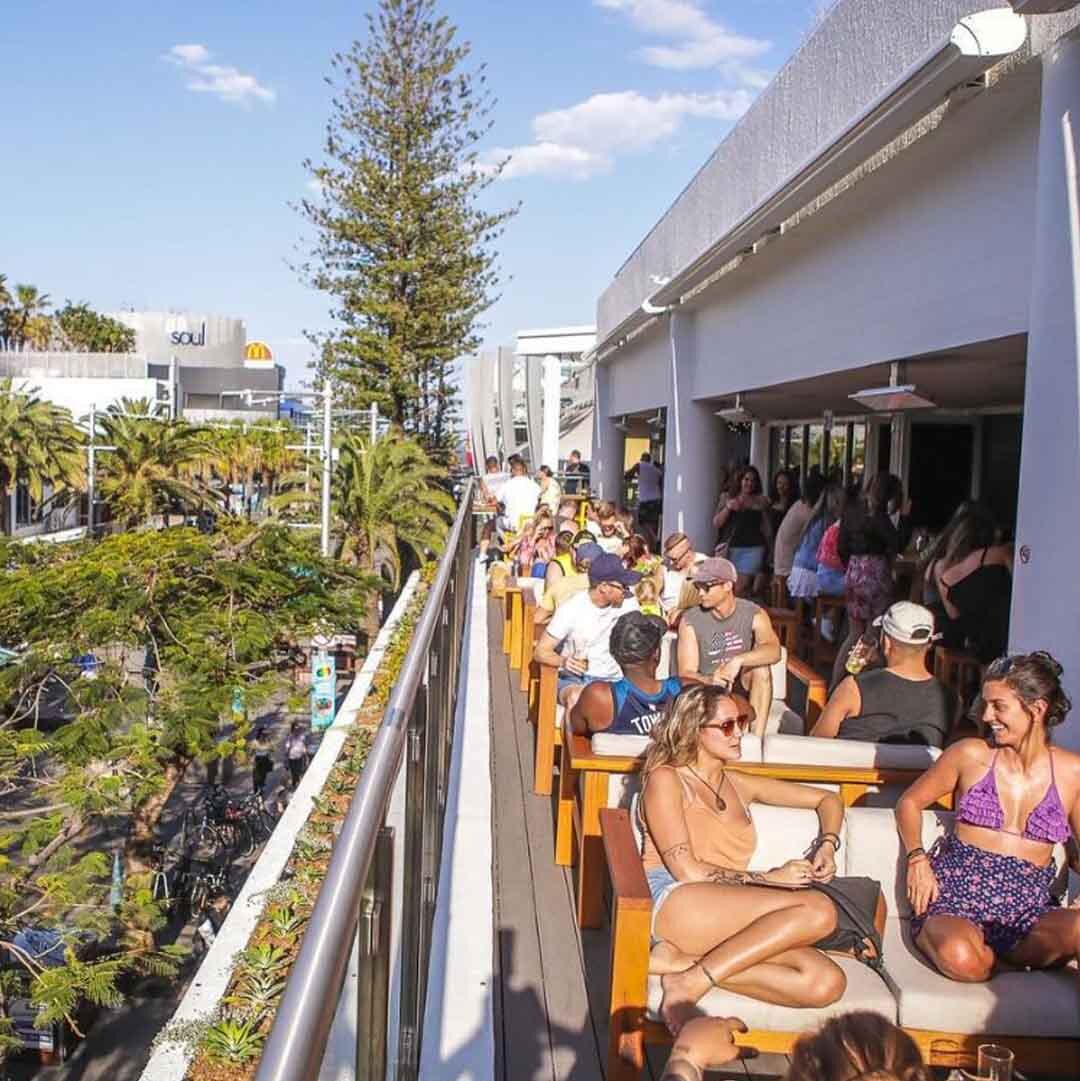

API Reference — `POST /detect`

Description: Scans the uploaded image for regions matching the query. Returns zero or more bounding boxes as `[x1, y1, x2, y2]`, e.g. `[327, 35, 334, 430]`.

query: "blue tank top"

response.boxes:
[608, 677, 682, 736]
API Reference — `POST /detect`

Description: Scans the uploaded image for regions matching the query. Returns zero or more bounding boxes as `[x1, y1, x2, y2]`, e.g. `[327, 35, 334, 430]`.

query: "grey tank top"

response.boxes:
[683, 600, 760, 676]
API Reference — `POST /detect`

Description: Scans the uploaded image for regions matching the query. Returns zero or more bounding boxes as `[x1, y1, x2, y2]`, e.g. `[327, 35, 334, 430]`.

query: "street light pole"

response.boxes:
[87, 402, 96, 537]
[321, 384, 333, 557]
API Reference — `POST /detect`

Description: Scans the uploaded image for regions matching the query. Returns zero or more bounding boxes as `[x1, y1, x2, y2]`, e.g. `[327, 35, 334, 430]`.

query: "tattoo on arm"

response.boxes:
[660, 842, 690, 860]
[662, 1058, 703, 1081]
[706, 867, 769, 886]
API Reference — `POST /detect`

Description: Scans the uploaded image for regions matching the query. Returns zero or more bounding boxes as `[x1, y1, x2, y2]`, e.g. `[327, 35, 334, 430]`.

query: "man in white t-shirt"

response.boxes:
[660, 531, 707, 623]
[534, 553, 641, 710]
[500, 459, 541, 530]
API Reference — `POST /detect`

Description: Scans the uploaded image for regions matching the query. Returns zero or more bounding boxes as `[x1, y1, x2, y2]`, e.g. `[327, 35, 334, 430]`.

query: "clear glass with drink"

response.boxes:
[977, 1044, 1013, 1081]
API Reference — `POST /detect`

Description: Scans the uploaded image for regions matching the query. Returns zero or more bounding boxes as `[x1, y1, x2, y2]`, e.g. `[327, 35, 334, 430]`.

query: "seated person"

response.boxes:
[534, 537, 600, 627]
[643, 685, 846, 1033]
[660, 532, 707, 623]
[543, 529, 577, 591]
[676, 557, 781, 737]
[809, 602, 954, 746]
[896, 651, 1080, 983]
[533, 553, 641, 711]
[570, 611, 680, 737]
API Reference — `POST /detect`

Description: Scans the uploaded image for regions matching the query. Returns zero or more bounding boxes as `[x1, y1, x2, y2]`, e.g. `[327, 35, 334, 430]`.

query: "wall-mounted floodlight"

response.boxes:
[849, 385, 937, 411]
[1009, 0, 1079, 13]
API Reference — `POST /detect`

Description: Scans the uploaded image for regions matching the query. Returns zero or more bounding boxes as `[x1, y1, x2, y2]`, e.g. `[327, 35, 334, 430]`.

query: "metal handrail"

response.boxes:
[255, 479, 475, 1081]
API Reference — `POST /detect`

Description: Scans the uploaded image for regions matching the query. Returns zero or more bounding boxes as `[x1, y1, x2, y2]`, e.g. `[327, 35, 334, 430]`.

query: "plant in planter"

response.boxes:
[265, 905, 305, 939]
[202, 1012, 265, 1064]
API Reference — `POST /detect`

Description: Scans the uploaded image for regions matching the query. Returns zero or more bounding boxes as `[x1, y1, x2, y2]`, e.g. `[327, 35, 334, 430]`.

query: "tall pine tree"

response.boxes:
[299, 0, 517, 459]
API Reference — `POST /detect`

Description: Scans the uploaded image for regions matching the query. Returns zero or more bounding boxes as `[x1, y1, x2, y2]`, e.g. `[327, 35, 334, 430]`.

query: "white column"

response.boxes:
[661, 310, 722, 550]
[749, 422, 769, 477]
[1012, 31, 1080, 749]
[541, 354, 561, 469]
[591, 361, 624, 501]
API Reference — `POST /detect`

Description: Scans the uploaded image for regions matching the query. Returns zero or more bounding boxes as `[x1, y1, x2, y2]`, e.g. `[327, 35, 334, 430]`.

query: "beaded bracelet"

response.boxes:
[906, 846, 926, 862]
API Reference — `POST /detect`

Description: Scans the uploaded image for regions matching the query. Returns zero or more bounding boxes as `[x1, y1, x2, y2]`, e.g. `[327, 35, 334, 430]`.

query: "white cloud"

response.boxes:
[476, 142, 611, 181]
[481, 88, 753, 182]
[165, 43, 275, 106]
[596, 0, 770, 70]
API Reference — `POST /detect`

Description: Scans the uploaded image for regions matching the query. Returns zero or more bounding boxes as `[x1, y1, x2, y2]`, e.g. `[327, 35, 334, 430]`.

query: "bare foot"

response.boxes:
[658, 965, 712, 1035]
[649, 940, 697, 975]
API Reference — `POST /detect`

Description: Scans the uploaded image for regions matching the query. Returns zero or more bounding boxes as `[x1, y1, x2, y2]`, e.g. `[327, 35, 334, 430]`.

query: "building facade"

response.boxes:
[590, 2, 1080, 745]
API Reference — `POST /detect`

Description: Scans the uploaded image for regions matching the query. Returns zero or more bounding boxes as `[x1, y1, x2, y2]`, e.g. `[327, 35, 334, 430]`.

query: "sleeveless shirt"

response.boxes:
[682, 599, 760, 676]
[607, 676, 682, 736]
[641, 767, 756, 872]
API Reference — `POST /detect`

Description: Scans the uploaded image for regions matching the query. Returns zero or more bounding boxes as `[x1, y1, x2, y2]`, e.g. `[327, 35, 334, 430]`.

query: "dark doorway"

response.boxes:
[981, 414, 1023, 538]
[876, 424, 892, 477]
[908, 423, 975, 532]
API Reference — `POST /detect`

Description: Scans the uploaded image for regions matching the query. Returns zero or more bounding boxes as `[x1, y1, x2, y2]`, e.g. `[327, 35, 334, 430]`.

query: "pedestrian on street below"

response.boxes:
[284, 721, 309, 790]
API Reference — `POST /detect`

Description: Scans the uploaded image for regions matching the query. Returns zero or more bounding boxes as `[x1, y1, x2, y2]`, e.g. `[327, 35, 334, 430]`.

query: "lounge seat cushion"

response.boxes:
[882, 918, 1080, 1037]
[763, 734, 941, 771]
[765, 701, 804, 736]
[590, 731, 764, 764]
[646, 955, 896, 1032]
[746, 805, 843, 873]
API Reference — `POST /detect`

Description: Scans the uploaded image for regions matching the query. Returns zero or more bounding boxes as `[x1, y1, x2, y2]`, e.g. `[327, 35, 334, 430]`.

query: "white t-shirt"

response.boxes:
[595, 532, 625, 556]
[484, 471, 509, 503]
[637, 461, 663, 503]
[501, 475, 541, 528]
[660, 553, 708, 613]
[545, 590, 640, 681]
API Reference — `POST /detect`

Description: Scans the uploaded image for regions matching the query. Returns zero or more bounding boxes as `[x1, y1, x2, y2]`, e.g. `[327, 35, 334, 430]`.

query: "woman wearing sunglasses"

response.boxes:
[641, 684, 846, 1034]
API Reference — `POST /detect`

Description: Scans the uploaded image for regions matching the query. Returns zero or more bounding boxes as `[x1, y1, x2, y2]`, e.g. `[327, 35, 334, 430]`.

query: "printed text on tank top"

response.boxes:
[956, 749, 1071, 844]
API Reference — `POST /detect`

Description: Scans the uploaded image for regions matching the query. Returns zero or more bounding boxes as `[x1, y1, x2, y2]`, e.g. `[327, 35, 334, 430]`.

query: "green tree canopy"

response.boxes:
[0, 524, 373, 1047]
[298, 0, 517, 458]
[53, 302, 136, 354]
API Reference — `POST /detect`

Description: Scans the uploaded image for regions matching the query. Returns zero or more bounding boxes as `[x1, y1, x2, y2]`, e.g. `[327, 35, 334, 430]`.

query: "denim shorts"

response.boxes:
[646, 865, 686, 942]
[729, 545, 765, 575]
[556, 671, 601, 697]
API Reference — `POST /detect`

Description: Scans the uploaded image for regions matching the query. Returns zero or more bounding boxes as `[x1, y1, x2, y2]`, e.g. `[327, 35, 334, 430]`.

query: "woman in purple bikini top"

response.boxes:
[956, 748, 1070, 845]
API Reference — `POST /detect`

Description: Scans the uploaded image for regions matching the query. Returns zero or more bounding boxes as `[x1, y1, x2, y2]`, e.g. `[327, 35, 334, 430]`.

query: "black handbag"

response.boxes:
[810, 876, 886, 971]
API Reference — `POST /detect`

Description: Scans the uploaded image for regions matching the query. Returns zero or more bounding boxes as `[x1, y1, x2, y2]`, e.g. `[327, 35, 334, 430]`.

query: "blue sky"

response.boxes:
[0, 1, 824, 386]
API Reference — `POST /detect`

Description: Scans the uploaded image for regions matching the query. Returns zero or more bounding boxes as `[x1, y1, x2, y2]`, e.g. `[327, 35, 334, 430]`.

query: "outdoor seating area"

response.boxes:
[486, 587, 1080, 1081]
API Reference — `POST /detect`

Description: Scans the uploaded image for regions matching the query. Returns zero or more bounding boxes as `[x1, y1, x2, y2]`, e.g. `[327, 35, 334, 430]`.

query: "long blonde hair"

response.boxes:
[643, 686, 752, 781]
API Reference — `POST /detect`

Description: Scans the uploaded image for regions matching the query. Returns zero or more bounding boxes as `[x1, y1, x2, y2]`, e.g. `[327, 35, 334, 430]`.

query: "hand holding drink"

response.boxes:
[564, 652, 589, 676]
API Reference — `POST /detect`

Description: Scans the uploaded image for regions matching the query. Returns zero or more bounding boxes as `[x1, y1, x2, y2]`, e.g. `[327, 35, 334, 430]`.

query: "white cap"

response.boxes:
[874, 601, 940, 646]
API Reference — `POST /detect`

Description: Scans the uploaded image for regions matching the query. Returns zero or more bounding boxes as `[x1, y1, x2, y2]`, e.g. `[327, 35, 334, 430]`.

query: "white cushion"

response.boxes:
[515, 577, 543, 601]
[606, 773, 640, 809]
[763, 734, 941, 771]
[882, 918, 1080, 1037]
[772, 647, 788, 702]
[844, 807, 950, 919]
[555, 703, 564, 731]
[647, 955, 895, 1032]
[590, 732, 764, 764]
[765, 701, 804, 736]
[746, 806, 849, 875]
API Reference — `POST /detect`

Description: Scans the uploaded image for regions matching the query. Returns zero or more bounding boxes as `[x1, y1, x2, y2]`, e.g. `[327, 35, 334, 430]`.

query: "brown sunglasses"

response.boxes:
[701, 717, 751, 738]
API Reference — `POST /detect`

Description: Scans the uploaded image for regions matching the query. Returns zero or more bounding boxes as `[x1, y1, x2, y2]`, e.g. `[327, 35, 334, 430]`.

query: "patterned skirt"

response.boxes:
[910, 835, 1058, 956]
[844, 554, 893, 622]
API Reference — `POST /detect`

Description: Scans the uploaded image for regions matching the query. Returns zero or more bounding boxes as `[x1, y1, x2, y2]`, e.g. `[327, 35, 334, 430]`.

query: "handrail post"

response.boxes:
[356, 826, 393, 1081]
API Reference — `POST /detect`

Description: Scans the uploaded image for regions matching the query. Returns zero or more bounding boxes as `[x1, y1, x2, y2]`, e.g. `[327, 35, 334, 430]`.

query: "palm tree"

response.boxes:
[95, 399, 219, 528]
[274, 429, 455, 584]
[0, 379, 84, 535]
[7, 284, 51, 348]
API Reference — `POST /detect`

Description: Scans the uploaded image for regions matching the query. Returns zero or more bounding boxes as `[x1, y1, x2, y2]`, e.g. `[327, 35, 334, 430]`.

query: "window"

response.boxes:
[14, 482, 35, 527]
[850, 422, 867, 488]
[787, 425, 805, 481]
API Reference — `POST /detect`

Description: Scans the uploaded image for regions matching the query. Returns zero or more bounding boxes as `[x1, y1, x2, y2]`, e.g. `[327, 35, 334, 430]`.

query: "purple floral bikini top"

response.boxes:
[956, 750, 1071, 844]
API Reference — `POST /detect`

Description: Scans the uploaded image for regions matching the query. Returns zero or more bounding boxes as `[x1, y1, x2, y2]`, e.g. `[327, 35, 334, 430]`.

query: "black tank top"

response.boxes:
[947, 549, 1011, 663]
[840, 669, 953, 747]
[729, 506, 766, 548]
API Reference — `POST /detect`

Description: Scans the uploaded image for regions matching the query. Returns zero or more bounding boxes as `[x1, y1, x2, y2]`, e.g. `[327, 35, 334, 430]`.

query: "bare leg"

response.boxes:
[1007, 907, 1080, 974]
[914, 915, 995, 982]
[558, 683, 584, 711]
[654, 882, 841, 1029]
[743, 666, 773, 738]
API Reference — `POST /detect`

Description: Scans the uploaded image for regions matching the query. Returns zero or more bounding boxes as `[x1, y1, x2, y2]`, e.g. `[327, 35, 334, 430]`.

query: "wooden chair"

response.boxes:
[501, 585, 521, 655]
[533, 664, 561, 795]
[519, 599, 537, 692]
[766, 606, 799, 655]
[766, 574, 791, 609]
[933, 645, 983, 704]
[507, 587, 527, 671]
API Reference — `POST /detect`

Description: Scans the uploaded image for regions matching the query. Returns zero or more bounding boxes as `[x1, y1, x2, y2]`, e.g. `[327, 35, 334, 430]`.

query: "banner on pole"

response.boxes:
[310, 650, 336, 730]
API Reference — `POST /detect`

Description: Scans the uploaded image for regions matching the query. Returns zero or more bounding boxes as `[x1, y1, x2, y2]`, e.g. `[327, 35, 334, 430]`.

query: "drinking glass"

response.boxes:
[977, 1044, 1013, 1081]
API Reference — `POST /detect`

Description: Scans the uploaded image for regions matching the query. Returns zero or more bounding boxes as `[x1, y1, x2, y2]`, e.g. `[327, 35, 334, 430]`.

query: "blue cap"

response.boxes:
[574, 541, 604, 563]
[588, 553, 642, 588]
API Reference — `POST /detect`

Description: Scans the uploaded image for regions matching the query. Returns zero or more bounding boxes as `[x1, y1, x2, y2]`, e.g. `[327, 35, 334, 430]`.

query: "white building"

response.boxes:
[589, 2, 1080, 745]
[466, 325, 596, 469]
